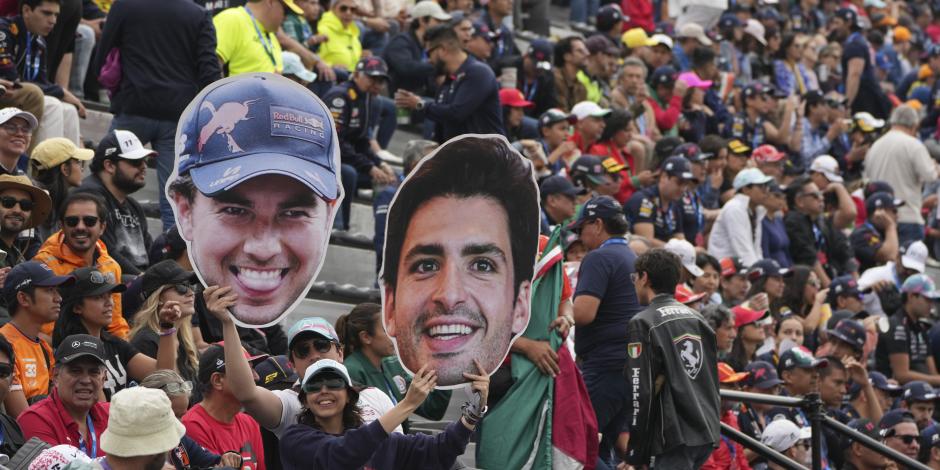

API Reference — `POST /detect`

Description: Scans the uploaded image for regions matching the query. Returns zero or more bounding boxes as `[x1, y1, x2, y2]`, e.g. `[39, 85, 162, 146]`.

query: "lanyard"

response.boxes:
[382, 375, 399, 405]
[524, 79, 538, 101]
[601, 237, 628, 248]
[658, 196, 676, 234]
[244, 7, 277, 68]
[78, 414, 97, 459]
[24, 33, 39, 81]
[719, 435, 736, 459]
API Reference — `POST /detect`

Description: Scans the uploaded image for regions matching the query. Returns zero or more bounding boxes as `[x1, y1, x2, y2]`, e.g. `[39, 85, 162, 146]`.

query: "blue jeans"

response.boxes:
[581, 364, 629, 467]
[899, 223, 925, 247]
[109, 114, 177, 230]
[337, 164, 359, 231]
[569, 0, 599, 23]
[372, 95, 396, 149]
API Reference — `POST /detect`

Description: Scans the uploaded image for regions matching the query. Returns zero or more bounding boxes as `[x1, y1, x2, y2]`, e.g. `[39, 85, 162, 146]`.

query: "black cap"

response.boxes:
[571, 155, 623, 180]
[651, 66, 678, 86]
[568, 196, 623, 230]
[653, 136, 683, 160]
[540, 175, 586, 198]
[743, 361, 785, 389]
[804, 90, 826, 108]
[527, 39, 554, 71]
[148, 226, 187, 263]
[596, 4, 624, 31]
[880, 409, 916, 431]
[864, 181, 895, 199]
[62, 267, 126, 303]
[835, 7, 859, 28]
[660, 156, 698, 182]
[198, 344, 268, 384]
[255, 355, 299, 390]
[585, 35, 619, 56]
[903, 380, 939, 402]
[55, 334, 107, 365]
[866, 191, 905, 216]
[844, 419, 882, 448]
[743, 82, 773, 99]
[139, 260, 198, 301]
[3, 261, 73, 307]
[756, 7, 784, 23]
[355, 57, 389, 79]
[747, 259, 793, 280]
[828, 319, 867, 352]
[538, 108, 577, 128]
[828, 276, 863, 303]
[672, 143, 712, 162]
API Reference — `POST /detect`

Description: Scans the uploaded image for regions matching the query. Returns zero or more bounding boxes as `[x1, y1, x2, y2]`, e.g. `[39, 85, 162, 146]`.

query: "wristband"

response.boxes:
[159, 327, 178, 337]
[159, 322, 175, 330]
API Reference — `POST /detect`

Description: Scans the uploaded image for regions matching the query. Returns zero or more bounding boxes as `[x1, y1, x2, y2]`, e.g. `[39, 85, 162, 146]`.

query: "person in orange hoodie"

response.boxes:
[33, 191, 128, 340]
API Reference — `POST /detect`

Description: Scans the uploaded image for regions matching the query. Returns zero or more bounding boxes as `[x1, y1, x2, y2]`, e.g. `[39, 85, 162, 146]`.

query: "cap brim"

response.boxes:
[686, 263, 705, 278]
[59, 351, 106, 365]
[120, 148, 157, 160]
[721, 372, 750, 383]
[754, 378, 785, 389]
[86, 282, 127, 297]
[281, 0, 304, 15]
[72, 148, 95, 161]
[432, 12, 453, 20]
[288, 329, 335, 349]
[822, 170, 844, 183]
[828, 331, 864, 350]
[563, 186, 588, 197]
[189, 152, 338, 201]
[293, 69, 318, 82]
[901, 255, 926, 273]
[34, 274, 75, 288]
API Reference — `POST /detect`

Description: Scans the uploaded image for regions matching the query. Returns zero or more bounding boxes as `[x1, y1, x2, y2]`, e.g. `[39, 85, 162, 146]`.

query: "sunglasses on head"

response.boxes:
[0, 196, 32, 211]
[0, 363, 11, 379]
[161, 380, 193, 394]
[303, 377, 347, 393]
[63, 216, 99, 228]
[292, 338, 336, 360]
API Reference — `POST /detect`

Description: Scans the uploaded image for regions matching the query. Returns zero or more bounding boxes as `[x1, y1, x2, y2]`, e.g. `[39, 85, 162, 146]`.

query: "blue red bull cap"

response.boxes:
[175, 73, 339, 201]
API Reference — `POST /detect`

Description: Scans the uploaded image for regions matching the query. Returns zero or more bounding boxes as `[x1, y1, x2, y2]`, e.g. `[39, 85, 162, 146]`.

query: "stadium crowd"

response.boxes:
[0, 0, 936, 468]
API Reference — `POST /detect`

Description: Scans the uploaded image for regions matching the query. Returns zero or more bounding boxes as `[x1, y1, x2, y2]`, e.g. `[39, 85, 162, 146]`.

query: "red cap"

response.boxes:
[719, 257, 744, 277]
[752, 144, 786, 163]
[732, 305, 769, 328]
[675, 284, 706, 304]
[499, 88, 535, 108]
[719, 362, 750, 383]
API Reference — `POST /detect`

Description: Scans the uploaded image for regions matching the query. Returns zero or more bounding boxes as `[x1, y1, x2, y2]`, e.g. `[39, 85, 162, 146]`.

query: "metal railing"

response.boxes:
[719, 389, 929, 470]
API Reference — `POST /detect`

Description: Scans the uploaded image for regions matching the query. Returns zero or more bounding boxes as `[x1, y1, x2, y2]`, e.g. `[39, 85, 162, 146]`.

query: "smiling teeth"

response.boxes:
[237, 268, 283, 291]
[428, 324, 473, 337]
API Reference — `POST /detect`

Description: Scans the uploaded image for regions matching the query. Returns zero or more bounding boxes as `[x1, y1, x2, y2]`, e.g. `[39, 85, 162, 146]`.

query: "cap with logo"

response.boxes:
[95, 129, 157, 164]
[901, 241, 929, 273]
[828, 275, 863, 302]
[499, 88, 535, 109]
[901, 273, 940, 299]
[0, 107, 38, 130]
[748, 259, 793, 280]
[287, 317, 340, 350]
[62, 267, 127, 303]
[835, 7, 859, 28]
[622, 28, 656, 49]
[568, 196, 623, 230]
[743, 361, 785, 389]
[55, 334, 107, 365]
[903, 380, 939, 402]
[675, 283, 706, 304]
[673, 143, 712, 162]
[743, 82, 773, 99]
[809, 155, 843, 183]
[752, 144, 786, 164]
[585, 35, 620, 56]
[281, 51, 316, 82]
[844, 419, 882, 448]
[255, 355, 299, 390]
[355, 57, 389, 79]
[0, 174, 52, 229]
[175, 73, 339, 201]
[540, 175, 586, 198]
[727, 139, 751, 155]
[719, 13, 742, 29]
[676, 23, 713, 46]
[302, 358, 353, 388]
[828, 319, 866, 352]
[718, 362, 749, 383]
[720, 257, 746, 277]
[596, 4, 624, 31]
[197, 343, 267, 384]
[139, 260, 198, 301]
[864, 181, 895, 199]
[778, 345, 829, 372]
[664, 238, 705, 277]
[732, 304, 769, 328]
[744, 19, 767, 45]
[31, 138, 94, 172]
[879, 409, 916, 431]
[571, 101, 612, 121]
[3, 261, 73, 306]
[761, 418, 811, 453]
[866, 191, 904, 216]
[870, 371, 903, 394]
[411, 0, 452, 20]
[538, 108, 577, 128]
[650, 66, 678, 86]
[923, 425, 940, 450]
[471, 20, 500, 42]
[732, 168, 773, 190]
[571, 155, 624, 183]
[660, 156, 698, 182]
[527, 39, 554, 71]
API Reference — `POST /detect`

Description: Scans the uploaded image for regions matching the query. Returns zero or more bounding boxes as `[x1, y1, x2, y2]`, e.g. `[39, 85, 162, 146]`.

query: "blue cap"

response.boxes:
[568, 196, 623, 230]
[866, 191, 905, 215]
[743, 361, 785, 389]
[922, 425, 940, 449]
[743, 82, 773, 99]
[828, 319, 866, 352]
[540, 175, 587, 198]
[672, 143, 712, 162]
[660, 156, 698, 182]
[880, 409, 916, 430]
[287, 317, 340, 349]
[175, 73, 339, 201]
[650, 66, 678, 86]
[528, 39, 554, 70]
[748, 259, 793, 280]
[718, 13, 742, 29]
[3, 261, 73, 303]
[849, 370, 902, 398]
[904, 380, 939, 402]
[471, 20, 500, 41]
[863, 180, 894, 199]
[835, 8, 859, 28]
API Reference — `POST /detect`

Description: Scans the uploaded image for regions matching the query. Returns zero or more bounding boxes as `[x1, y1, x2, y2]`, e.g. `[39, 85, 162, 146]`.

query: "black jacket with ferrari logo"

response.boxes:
[623, 293, 721, 465]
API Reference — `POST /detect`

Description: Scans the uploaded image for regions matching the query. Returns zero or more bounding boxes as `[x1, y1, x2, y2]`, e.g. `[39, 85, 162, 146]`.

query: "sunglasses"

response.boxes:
[0, 363, 11, 379]
[161, 381, 193, 394]
[63, 216, 99, 228]
[890, 434, 919, 445]
[337, 5, 354, 12]
[292, 338, 336, 360]
[170, 283, 195, 295]
[303, 377, 347, 393]
[0, 196, 32, 211]
[117, 158, 148, 167]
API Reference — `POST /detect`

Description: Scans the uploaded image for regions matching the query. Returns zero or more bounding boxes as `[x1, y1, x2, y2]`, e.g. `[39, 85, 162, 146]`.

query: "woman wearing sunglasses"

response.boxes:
[29, 138, 94, 242]
[280, 358, 489, 470]
[52, 266, 181, 400]
[130, 261, 201, 386]
[140, 369, 243, 470]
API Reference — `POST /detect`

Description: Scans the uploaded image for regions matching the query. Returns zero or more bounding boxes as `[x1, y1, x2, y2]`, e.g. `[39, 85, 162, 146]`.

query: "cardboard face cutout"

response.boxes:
[166, 74, 342, 328]
[380, 134, 540, 389]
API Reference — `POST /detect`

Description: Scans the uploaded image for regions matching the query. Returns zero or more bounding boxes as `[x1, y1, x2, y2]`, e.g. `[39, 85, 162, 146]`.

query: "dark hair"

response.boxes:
[692, 46, 716, 70]
[634, 249, 681, 295]
[52, 296, 99, 348]
[775, 33, 798, 60]
[59, 191, 107, 223]
[424, 24, 460, 51]
[0, 335, 15, 364]
[334, 303, 382, 355]
[554, 36, 584, 68]
[818, 355, 845, 379]
[167, 174, 197, 203]
[21, 0, 59, 12]
[297, 380, 363, 430]
[785, 175, 813, 210]
[598, 109, 633, 142]
[776, 265, 813, 317]
[600, 214, 629, 236]
[6, 286, 35, 317]
[695, 252, 720, 274]
[727, 335, 753, 372]
[31, 164, 71, 230]
[699, 135, 725, 158]
[382, 136, 539, 299]
[774, 313, 802, 335]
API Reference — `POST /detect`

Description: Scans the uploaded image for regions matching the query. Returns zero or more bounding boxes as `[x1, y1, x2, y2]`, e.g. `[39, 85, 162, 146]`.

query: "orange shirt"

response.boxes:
[0, 322, 54, 400]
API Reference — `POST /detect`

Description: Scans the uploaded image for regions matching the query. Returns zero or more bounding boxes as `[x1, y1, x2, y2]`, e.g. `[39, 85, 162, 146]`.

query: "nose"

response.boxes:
[430, 259, 467, 311]
[242, 225, 283, 262]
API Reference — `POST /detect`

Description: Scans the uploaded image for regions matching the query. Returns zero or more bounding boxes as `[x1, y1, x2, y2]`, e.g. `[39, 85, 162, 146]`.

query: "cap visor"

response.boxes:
[72, 148, 95, 161]
[686, 263, 705, 278]
[564, 186, 588, 197]
[755, 378, 785, 388]
[901, 255, 926, 273]
[432, 12, 453, 20]
[288, 329, 334, 349]
[295, 69, 318, 82]
[721, 372, 749, 383]
[121, 148, 157, 160]
[282, 0, 304, 15]
[190, 152, 338, 201]
[823, 171, 844, 183]
[2, 111, 38, 130]
[60, 352, 106, 365]
[86, 282, 127, 297]
[34, 275, 75, 288]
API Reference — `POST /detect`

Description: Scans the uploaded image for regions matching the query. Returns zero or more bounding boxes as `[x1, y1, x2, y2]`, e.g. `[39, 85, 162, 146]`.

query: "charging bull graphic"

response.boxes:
[198, 99, 259, 153]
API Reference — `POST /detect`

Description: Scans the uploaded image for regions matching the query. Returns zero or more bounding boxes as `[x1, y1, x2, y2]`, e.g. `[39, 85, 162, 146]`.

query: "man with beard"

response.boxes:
[0, 175, 51, 271]
[381, 136, 538, 387]
[393, 26, 503, 143]
[77, 130, 155, 275]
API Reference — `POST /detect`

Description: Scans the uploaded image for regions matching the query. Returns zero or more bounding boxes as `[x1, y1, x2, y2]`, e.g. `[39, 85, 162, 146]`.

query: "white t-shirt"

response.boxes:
[864, 130, 937, 225]
[269, 386, 403, 438]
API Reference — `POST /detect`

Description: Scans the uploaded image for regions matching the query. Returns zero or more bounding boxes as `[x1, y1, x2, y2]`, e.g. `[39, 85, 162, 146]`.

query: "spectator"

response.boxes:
[875, 274, 940, 385]
[833, 8, 892, 119]
[499, 88, 539, 141]
[899, 381, 938, 430]
[784, 175, 853, 285]
[864, 105, 939, 245]
[921, 425, 940, 469]
[0, 108, 37, 176]
[93, 0, 222, 231]
[702, 304, 736, 354]
[823, 319, 867, 362]
[129, 261, 200, 384]
[727, 304, 769, 371]
[280, 0, 322, 47]
[776, 265, 827, 333]
[518, 39, 557, 118]
[756, 315, 804, 365]
[827, 276, 865, 315]
[708, 168, 772, 265]
[395, 26, 503, 142]
[799, 91, 841, 166]
[0, 261, 72, 417]
[95, 386, 187, 470]
[752, 144, 787, 182]
[466, 20, 497, 62]
[623, 248, 720, 468]
[77, 130, 154, 276]
[0, 0, 83, 145]
[53, 267, 178, 400]
[769, 347, 828, 429]
[352, 0, 403, 58]
[0, 336, 23, 456]
[759, 418, 811, 469]
[724, 83, 795, 148]
[317, 0, 362, 72]
[183, 343, 267, 469]
[611, 57, 659, 143]
[382, 1, 449, 95]
[674, 24, 713, 72]
[0, 176, 51, 270]
[539, 175, 584, 235]
[479, 0, 519, 77]
[858, 240, 926, 317]
[568, 196, 640, 465]
[625, 156, 697, 247]
[17, 334, 109, 457]
[760, 181, 791, 267]
[580, 36, 617, 105]
[552, 36, 589, 112]
[214, 0, 303, 76]
[569, 155, 623, 199]
[537, 108, 578, 173]
[844, 371, 896, 423]
[589, 109, 651, 203]
[335, 303, 452, 429]
[773, 33, 814, 96]
[745, 259, 791, 317]
[34, 192, 129, 340]
[719, 257, 749, 307]
[850, 192, 902, 272]
[664, 238, 705, 285]
[844, 419, 890, 470]
[323, 57, 397, 231]
[690, 253, 722, 307]
[647, 66, 685, 136]
[808, 155, 857, 229]
[29, 138, 93, 242]
[701, 362, 751, 470]
[737, 361, 784, 441]
[569, 101, 609, 153]
[879, 409, 920, 461]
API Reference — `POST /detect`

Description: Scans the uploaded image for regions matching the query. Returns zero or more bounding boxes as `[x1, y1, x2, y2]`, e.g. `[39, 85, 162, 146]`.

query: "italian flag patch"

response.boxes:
[627, 342, 642, 358]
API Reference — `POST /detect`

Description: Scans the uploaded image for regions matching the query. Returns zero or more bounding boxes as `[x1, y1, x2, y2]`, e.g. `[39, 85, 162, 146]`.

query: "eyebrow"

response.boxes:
[402, 242, 508, 263]
[211, 191, 319, 210]
[212, 191, 252, 207]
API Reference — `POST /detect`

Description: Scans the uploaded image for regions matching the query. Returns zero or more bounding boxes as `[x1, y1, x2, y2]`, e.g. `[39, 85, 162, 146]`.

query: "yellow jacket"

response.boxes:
[317, 11, 362, 71]
[33, 232, 129, 339]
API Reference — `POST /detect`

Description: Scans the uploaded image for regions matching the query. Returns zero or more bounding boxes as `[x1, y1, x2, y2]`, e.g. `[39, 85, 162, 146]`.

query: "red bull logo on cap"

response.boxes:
[271, 105, 327, 147]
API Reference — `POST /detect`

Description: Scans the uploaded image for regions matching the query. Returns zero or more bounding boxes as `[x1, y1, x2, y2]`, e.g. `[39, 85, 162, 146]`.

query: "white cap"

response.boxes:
[100, 129, 157, 160]
[650, 33, 674, 50]
[733, 168, 773, 190]
[571, 101, 612, 120]
[281, 51, 317, 82]
[411, 0, 452, 21]
[0, 107, 38, 130]
[761, 418, 812, 452]
[901, 241, 929, 273]
[809, 155, 843, 183]
[664, 239, 704, 278]
[302, 358, 353, 388]
[100, 387, 186, 457]
[676, 23, 713, 46]
[744, 19, 767, 46]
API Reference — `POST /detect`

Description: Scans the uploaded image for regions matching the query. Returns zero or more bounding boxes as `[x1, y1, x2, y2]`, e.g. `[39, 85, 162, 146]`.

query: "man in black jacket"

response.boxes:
[94, 0, 222, 231]
[784, 175, 854, 285]
[622, 248, 720, 469]
[382, 0, 449, 95]
[77, 130, 154, 276]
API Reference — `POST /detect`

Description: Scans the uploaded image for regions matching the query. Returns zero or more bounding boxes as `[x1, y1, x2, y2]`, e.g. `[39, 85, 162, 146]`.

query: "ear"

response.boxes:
[59, 161, 71, 177]
[102, 159, 117, 175]
[211, 371, 225, 392]
[383, 284, 397, 338]
[511, 280, 532, 334]
[358, 329, 372, 346]
[172, 192, 195, 241]
[15, 290, 30, 309]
